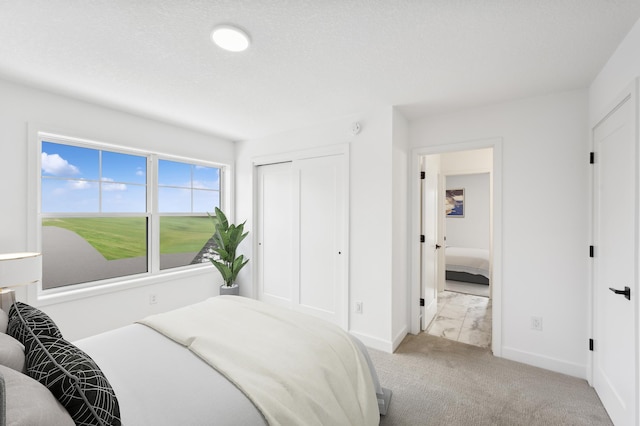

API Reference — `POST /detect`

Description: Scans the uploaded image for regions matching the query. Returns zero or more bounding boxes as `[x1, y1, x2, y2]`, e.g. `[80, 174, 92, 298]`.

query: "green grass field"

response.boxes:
[43, 217, 214, 260]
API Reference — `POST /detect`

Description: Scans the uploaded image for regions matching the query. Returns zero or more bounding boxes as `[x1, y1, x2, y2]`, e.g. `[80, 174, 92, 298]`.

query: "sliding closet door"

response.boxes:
[294, 154, 346, 327]
[256, 150, 347, 329]
[257, 162, 294, 308]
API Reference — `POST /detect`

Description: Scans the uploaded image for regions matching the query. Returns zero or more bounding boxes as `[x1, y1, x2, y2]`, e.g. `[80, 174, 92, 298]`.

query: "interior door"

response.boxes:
[592, 83, 638, 426]
[257, 162, 294, 308]
[421, 156, 440, 330]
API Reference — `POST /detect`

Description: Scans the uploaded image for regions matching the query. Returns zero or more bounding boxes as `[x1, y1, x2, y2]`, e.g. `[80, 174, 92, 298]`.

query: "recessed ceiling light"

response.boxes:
[211, 25, 250, 52]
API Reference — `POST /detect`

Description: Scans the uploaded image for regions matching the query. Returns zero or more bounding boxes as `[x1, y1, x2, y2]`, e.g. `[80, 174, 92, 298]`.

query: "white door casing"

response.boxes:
[592, 80, 639, 426]
[410, 140, 502, 356]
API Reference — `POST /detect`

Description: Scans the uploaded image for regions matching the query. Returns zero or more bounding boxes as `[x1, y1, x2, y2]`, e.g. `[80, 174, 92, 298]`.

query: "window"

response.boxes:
[158, 159, 219, 270]
[39, 136, 222, 290]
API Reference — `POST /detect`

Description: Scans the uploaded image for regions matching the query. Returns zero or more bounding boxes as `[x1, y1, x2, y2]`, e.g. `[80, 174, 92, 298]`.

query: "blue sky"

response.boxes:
[41, 142, 220, 213]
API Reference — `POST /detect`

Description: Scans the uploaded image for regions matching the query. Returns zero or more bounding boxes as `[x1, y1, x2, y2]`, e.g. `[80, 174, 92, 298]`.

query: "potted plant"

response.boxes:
[208, 207, 249, 296]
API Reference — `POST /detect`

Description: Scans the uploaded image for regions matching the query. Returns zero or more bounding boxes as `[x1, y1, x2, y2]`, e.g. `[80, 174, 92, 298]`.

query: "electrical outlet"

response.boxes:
[531, 316, 543, 331]
[149, 294, 158, 305]
[355, 301, 363, 314]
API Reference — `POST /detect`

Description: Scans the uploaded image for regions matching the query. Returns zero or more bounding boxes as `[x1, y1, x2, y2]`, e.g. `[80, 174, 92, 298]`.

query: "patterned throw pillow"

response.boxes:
[26, 335, 121, 426]
[7, 302, 63, 345]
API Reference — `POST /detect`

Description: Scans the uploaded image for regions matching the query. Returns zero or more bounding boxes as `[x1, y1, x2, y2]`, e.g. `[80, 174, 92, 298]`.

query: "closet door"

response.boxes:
[256, 151, 347, 329]
[257, 162, 294, 308]
[294, 154, 346, 327]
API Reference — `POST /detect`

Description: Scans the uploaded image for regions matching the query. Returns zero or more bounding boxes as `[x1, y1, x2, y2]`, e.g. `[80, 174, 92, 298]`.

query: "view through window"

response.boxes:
[40, 139, 220, 290]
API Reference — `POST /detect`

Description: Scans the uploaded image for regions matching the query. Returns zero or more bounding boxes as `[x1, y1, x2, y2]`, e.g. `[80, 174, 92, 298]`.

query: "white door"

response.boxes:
[256, 152, 348, 329]
[295, 154, 347, 327]
[592, 83, 638, 426]
[421, 156, 440, 330]
[257, 162, 294, 308]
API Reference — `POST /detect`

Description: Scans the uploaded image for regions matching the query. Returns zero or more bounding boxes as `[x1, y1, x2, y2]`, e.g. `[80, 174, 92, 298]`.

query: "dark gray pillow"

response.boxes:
[7, 302, 63, 346]
[0, 333, 25, 372]
[26, 335, 121, 426]
[0, 364, 75, 426]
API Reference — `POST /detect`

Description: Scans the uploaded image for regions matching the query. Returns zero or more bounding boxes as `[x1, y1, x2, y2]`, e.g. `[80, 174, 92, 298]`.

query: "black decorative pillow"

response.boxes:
[26, 335, 121, 426]
[7, 302, 63, 345]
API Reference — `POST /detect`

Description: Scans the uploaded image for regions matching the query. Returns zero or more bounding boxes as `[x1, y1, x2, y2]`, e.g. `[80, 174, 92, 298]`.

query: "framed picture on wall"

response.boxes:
[445, 188, 464, 217]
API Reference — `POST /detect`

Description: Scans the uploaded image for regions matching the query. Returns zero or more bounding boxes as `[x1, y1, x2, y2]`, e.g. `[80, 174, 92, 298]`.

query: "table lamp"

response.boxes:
[0, 252, 42, 312]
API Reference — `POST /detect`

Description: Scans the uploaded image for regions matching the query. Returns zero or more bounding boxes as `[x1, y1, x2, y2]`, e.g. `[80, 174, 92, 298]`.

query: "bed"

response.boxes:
[0, 296, 390, 426]
[445, 246, 490, 285]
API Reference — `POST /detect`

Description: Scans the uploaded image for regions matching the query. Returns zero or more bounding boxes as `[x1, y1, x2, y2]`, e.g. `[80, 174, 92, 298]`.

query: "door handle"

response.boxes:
[608, 286, 631, 300]
[435, 244, 442, 249]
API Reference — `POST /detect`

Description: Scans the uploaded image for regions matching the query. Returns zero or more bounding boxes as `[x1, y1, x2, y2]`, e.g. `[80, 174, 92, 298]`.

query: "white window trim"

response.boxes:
[27, 124, 232, 307]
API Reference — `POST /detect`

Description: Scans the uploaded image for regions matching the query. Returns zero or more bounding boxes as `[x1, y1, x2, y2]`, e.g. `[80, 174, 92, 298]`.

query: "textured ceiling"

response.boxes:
[1, 1, 639, 141]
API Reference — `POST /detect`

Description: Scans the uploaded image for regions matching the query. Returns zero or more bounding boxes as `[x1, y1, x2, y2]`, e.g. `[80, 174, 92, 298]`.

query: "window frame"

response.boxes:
[27, 127, 230, 306]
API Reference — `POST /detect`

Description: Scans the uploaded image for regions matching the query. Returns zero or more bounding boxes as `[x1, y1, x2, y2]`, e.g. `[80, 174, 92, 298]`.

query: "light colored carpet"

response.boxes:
[444, 280, 490, 297]
[370, 333, 611, 426]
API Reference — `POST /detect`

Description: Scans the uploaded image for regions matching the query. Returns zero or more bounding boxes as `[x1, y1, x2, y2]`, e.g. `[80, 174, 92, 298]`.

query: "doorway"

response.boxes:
[411, 139, 503, 356]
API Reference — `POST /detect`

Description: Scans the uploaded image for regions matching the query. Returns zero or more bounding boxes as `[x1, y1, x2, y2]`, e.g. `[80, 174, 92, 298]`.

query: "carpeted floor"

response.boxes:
[370, 333, 612, 426]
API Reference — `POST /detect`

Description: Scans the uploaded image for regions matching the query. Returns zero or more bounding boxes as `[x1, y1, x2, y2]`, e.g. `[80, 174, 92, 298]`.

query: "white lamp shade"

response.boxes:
[0, 252, 42, 287]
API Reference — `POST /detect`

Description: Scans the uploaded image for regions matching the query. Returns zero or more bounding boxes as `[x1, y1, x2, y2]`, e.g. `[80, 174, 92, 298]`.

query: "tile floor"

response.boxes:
[426, 290, 492, 348]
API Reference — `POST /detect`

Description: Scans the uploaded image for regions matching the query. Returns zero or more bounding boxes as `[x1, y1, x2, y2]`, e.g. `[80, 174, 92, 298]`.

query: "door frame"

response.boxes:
[588, 78, 639, 425]
[410, 138, 503, 356]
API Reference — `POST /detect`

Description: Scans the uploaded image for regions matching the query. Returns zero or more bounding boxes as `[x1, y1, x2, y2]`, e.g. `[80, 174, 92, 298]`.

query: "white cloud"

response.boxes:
[41, 152, 80, 176]
[136, 167, 145, 177]
[68, 180, 92, 190]
[101, 177, 127, 191]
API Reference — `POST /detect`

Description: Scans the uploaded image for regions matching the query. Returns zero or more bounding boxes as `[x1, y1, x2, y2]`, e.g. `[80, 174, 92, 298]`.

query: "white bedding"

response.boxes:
[445, 246, 490, 278]
[75, 323, 266, 426]
[139, 296, 380, 426]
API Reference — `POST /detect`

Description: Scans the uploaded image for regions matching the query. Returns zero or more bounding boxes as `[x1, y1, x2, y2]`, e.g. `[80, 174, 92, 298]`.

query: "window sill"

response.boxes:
[27, 264, 213, 308]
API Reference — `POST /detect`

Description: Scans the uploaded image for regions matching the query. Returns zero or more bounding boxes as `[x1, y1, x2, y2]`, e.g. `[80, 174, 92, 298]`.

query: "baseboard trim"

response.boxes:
[350, 331, 394, 353]
[391, 326, 408, 352]
[501, 346, 587, 379]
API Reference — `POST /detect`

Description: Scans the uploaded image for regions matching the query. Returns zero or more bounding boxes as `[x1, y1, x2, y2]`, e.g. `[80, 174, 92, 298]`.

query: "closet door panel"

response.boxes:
[296, 154, 345, 326]
[257, 162, 293, 306]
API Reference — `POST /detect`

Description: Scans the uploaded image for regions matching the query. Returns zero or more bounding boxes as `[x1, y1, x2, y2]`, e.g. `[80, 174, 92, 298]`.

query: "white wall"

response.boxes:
[236, 106, 405, 351]
[409, 89, 590, 377]
[391, 108, 410, 347]
[589, 17, 640, 125]
[0, 78, 235, 341]
[440, 148, 492, 174]
[445, 173, 490, 250]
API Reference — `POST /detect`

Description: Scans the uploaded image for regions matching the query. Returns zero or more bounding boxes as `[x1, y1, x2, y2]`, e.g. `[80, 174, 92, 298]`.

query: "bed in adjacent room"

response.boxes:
[0, 296, 390, 426]
[445, 246, 490, 285]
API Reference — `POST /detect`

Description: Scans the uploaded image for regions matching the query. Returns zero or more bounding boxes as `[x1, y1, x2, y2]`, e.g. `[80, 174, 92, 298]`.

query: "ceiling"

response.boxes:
[1, 1, 639, 141]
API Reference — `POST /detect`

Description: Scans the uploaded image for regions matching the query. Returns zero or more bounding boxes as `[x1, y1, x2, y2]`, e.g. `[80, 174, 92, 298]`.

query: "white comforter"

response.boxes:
[139, 296, 380, 426]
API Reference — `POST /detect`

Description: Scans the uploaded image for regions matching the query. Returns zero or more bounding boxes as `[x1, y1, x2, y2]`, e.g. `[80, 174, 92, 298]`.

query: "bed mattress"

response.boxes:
[445, 246, 490, 279]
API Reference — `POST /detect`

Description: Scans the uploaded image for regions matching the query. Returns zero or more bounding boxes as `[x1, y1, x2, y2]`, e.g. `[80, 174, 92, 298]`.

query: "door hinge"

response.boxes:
[589, 245, 594, 258]
[589, 152, 595, 164]
[420, 298, 425, 307]
[420, 235, 425, 243]
[420, 171, 426, 179]
[589, 338, 594, 351]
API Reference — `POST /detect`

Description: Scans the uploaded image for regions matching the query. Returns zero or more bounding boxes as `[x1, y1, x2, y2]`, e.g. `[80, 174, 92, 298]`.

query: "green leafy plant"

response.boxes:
[208, 207, 249, 287]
